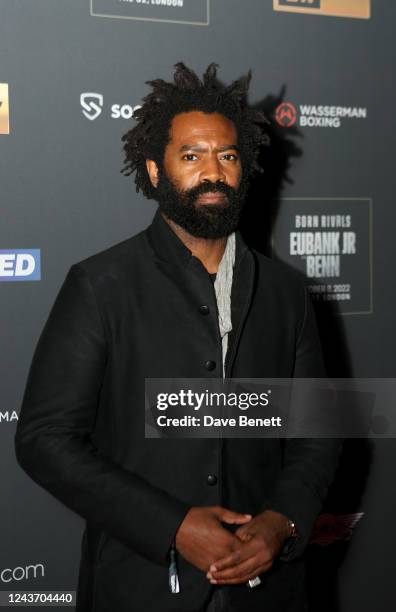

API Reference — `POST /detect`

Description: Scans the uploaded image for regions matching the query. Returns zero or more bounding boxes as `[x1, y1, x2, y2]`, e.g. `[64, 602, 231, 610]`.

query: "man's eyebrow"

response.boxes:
[179, 144, 240, 153]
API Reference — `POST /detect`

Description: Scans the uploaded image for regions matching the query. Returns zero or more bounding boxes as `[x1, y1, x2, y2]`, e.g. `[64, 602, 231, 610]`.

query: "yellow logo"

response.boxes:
[273, 0, 370, 20]
[0, 84, 10, 134]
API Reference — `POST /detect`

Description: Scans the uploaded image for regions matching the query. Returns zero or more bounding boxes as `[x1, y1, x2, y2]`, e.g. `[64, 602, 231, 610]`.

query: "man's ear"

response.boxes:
[146, 159, 159, 188]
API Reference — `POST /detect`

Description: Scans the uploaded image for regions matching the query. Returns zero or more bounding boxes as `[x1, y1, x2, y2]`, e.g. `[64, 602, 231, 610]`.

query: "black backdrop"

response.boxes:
[1, 1, 395, 610]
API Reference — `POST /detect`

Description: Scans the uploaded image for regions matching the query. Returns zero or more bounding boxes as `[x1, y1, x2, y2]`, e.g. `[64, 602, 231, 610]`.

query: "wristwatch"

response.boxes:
[287, 518, 298, 539]
[280, 518, 299, 558]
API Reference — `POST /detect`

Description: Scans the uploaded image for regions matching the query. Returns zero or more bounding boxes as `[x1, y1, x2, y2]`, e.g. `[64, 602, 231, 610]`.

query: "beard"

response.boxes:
[154, 168, 248, 239]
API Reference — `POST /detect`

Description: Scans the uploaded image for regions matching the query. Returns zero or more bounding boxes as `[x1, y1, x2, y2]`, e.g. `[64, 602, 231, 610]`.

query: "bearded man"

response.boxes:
[15, 63, 342, 612]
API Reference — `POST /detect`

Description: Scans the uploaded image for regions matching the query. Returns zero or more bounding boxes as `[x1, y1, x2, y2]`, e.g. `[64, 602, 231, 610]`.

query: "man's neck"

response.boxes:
[161, 213, 227, 274]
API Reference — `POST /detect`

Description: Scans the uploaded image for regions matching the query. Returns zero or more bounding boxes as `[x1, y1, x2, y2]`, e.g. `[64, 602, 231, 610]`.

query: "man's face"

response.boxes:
[147, 111, 247, 239]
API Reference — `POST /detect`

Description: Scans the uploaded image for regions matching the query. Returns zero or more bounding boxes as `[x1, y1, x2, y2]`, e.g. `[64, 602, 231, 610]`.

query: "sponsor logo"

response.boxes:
[80, 92, 141, 120]
[310, 512, 364, 545]
[0, 83, 10, 134]
[274, 101, 367, 129]
[90, 0, 210, 26]
[0, 250, 41, 282]
[1, 563, 45, 583]
[275, 102, 298, 128]
[80, 92, 103, 120]
[274, 0, 370, 19]
[0, 411, 18, 423]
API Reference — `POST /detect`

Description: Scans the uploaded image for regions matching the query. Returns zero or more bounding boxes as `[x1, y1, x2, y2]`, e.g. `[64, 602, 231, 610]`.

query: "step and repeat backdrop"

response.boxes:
[1, 1, 395, 610]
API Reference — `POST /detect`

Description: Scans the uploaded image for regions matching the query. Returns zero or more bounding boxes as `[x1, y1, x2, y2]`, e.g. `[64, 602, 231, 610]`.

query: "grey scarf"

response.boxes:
[213, 232, 236, 378]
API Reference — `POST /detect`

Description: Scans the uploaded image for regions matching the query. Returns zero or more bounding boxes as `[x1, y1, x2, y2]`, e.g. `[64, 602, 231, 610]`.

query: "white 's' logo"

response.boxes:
[80, 93, 103, 121]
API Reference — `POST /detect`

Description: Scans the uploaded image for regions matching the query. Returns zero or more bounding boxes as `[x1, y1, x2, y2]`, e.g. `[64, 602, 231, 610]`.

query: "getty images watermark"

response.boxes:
[155, 387, 281, 429]
[145, 378, 396, 439]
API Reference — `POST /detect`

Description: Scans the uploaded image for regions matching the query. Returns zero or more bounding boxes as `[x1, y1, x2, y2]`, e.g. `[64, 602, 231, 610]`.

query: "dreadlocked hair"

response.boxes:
[120, 62, 270, 199]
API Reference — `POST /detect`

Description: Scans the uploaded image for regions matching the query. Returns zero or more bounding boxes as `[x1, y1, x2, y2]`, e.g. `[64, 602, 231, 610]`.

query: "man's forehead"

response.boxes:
[168, 111, 238, 144]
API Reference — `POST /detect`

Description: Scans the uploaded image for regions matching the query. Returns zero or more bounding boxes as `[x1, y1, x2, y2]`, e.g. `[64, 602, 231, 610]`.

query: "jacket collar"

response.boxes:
[146, 206, 250, 272]
[146, 207, 256, 377]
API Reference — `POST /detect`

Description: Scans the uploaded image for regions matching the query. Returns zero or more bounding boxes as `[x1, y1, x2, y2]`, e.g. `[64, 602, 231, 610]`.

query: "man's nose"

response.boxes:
[200, 155, 226, 184]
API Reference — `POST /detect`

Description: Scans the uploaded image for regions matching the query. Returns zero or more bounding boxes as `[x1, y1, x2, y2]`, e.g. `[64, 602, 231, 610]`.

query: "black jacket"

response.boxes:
[15, 209, 341, 611]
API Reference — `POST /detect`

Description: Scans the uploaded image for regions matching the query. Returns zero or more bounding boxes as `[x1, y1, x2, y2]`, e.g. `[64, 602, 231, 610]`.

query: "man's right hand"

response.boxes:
[174, 506, 252, 572]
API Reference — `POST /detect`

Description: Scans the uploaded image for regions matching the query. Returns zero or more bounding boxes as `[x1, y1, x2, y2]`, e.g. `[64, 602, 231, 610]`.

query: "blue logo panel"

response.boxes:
[0, 249, 41, 281]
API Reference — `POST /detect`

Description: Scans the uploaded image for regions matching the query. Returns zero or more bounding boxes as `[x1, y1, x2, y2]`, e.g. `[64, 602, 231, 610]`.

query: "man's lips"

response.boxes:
[196, 192, 227, 204]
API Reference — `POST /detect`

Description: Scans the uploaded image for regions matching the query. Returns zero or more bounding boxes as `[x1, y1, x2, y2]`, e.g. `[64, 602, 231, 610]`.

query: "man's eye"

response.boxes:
[221, 153, 238, 161]
[182, 154, 198, 161]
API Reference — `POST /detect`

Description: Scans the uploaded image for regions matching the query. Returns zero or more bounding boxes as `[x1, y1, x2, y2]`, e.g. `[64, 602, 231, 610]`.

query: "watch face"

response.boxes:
[287, 520, 298, 538]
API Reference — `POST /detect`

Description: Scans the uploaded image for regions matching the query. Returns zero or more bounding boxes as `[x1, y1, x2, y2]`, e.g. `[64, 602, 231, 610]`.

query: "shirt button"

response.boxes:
[199, 305, 210, 315]
[205, 360, 216, 371]
[207, 474, 218, 486]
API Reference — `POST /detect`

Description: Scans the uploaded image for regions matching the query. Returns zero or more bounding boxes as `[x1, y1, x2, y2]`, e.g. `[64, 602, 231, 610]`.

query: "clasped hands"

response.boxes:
[175, 506, 291, 586]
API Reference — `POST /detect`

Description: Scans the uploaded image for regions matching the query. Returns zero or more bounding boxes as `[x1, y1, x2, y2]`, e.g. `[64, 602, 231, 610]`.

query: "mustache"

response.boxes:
[185, 180, 237, 200]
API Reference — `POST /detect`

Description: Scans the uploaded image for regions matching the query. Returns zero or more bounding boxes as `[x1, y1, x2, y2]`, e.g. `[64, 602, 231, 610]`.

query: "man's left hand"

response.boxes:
[206, 510, 290, 585]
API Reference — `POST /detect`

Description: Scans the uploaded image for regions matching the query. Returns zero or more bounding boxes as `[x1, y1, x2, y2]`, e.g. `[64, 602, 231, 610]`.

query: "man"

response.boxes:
[15, 63, 341, 612]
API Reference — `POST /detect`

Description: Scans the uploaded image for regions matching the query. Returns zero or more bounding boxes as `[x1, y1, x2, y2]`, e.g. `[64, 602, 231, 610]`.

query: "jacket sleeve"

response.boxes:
[265, 285, 343, 561]
[14, 263, 190, 567]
